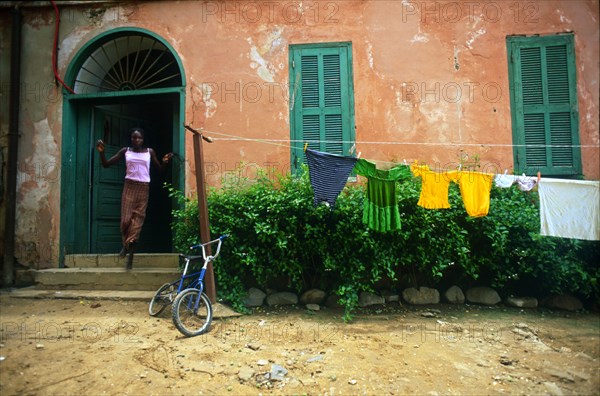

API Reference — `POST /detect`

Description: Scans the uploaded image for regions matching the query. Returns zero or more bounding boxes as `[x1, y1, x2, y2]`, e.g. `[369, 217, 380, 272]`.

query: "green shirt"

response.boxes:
[354, 159, 412, 232]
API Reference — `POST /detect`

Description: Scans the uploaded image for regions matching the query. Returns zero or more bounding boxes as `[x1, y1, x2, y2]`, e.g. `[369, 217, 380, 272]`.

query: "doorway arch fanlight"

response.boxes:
[72, 33, 182, 94]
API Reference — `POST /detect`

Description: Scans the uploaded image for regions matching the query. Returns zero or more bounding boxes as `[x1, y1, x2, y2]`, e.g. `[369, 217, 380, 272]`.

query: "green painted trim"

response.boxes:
[506, 37, 522, 171]
[565, 34, 582, 175]
[288, 48, 299, 170]
[58, 99, 78, 267]
[68, 87, 185, 101]
[345, 42, 356, 160]
[289, 41, 352, 50]
[346, 42, 356, 149]
[175, 91, 186, 194]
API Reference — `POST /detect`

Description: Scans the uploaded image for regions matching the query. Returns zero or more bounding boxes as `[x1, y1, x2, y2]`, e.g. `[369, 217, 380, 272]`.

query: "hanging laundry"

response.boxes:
[494, 172, 517, 188]
[413, 165, 493, 217]
[516, 174, 538, 191]
[411, 164, 459, 209]
[455, 171, 494, 217]
[305, 149, 358, 210]
[538, 178, 600, 241]
[495, 172, 539, 191]
[354, 159, 412, 232]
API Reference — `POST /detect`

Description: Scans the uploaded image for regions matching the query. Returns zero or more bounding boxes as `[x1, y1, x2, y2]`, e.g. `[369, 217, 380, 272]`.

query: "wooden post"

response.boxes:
[185, 124, 216, 303]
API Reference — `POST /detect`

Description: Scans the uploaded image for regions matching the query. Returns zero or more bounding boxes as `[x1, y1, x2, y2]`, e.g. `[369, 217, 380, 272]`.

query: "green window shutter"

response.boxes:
[507, 34, 581, 176]
[289, 43, 355, 172]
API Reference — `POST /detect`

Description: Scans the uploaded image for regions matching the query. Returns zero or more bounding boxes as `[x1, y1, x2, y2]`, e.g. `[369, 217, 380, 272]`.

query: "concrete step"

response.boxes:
[34, 267, 181, 291]
[3, 288, 243, 318]
[65, 253, 180, 268]
[7, 287, 155, 301]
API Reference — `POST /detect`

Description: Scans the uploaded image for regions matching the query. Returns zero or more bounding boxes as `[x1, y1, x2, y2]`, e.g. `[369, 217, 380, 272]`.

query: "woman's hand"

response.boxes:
[96, 140, 105, 153]
[162, 153, 174, 163]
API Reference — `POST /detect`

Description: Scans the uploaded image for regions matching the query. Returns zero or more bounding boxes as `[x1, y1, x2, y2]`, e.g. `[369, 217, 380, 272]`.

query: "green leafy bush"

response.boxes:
[167, 168, 599, 321]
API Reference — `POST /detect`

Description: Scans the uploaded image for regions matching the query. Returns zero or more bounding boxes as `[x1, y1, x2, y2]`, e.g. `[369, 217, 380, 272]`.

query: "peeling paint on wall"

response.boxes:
[366, 41, 374, 69]
[59, 29, 91, 70]
[200, 82, 218, 119]
[364, 40, 389, 81]
[558, 11, 572, 24]
[410, 33, 429, 44]
[16, 118, 58, 266]
[466, 28, 487, 49]
[249, 45, 274, 82]
[247, 27, 284, 83]
[419, 103, 452, 136]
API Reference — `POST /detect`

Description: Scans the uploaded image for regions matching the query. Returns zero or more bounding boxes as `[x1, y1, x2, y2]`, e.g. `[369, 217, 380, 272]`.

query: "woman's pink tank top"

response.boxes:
[125, 148, 151, 182]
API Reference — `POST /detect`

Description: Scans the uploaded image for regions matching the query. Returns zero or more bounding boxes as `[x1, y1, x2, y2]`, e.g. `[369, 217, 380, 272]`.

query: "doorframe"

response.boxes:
[59, 28, 186, 266]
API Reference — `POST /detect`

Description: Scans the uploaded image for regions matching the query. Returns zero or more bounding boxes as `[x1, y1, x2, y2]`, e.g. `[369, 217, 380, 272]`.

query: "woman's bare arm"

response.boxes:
[149, 148, 173, 171]
[97, 140, 126, 168]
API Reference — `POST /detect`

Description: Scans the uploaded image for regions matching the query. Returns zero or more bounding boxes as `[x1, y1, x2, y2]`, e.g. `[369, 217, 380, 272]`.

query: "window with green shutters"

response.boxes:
[289, 42, 356, 172]
[506, 34, 582, 177]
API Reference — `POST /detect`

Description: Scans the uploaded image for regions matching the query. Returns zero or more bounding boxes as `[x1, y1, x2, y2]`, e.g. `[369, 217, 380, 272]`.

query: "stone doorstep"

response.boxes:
[15, 254, 181, 290]
[5, 287, 242, 318]
[33, 267, 181, 291]
[65, 253, 180, 268]
[7, 287, 154, 301]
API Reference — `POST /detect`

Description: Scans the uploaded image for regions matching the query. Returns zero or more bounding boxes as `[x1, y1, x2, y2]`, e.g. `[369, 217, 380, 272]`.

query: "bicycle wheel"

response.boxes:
[149, 283, 176, 316]
[171, 288, 213, 337]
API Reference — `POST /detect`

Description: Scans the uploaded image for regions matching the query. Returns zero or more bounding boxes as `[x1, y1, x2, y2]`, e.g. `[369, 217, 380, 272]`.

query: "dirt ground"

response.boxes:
[0, 293, 598, 396]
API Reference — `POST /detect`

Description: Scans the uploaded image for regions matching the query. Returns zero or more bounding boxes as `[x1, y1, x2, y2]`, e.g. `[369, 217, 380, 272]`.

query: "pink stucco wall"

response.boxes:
[2, 0, 598, 266]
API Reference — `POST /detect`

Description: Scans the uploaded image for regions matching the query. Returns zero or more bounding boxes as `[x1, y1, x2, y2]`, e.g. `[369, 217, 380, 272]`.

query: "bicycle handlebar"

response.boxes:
[189, 235, 228, 250]
[189, 235, 228, 263]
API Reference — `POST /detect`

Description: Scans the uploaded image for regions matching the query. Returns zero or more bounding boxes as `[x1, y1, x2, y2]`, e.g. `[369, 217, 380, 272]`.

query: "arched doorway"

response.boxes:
[60, 28, 186, 260]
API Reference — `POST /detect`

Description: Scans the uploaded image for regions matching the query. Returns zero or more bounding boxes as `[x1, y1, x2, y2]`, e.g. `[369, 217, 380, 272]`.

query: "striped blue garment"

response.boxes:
[305, 149, 358, 210]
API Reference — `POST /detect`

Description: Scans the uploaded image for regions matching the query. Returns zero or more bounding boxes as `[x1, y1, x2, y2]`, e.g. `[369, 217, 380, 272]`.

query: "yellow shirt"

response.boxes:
[411, 165, 494, 217]
[455, 171, 494, 217]
[411, 165, 459, 209]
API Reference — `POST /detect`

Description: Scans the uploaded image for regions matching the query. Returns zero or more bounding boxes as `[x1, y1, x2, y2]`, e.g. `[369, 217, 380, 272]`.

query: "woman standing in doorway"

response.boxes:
[96, 127, 173, 269]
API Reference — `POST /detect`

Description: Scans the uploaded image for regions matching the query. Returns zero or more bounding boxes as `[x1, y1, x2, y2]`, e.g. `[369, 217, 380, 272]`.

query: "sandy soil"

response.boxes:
[0, 293, 598, 395]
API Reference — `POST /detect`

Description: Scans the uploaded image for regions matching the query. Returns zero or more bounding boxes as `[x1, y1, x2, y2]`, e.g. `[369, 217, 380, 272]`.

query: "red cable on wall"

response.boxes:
[51, 0, 76, 94]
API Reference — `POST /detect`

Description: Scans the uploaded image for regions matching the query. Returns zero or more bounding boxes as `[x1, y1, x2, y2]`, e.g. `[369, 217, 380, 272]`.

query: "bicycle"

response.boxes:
[148, 236, 227, 337]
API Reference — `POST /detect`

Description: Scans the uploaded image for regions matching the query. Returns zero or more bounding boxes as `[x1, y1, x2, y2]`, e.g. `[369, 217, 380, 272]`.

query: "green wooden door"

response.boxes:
[289, 43, 355, 172]
[91, 107, 135, 253]
[507, 34, 581, 176]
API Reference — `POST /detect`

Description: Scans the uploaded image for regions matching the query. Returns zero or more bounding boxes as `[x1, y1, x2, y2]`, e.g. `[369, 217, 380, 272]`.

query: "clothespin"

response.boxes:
[403, 159, 408, 165]
[303, 143, 308, 152]
[537, 171, 541, 183]
[357, 152, 362, 159]
[349, 143, 356, 155]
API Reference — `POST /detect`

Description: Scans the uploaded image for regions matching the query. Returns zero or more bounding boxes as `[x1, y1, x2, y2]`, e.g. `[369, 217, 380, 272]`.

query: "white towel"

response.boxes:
[538, 178, 600, 241]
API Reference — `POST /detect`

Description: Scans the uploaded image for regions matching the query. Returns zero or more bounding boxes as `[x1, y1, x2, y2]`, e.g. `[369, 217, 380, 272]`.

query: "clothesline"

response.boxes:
[201, 129, 598, 149]
[196, 128, 597, 168]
